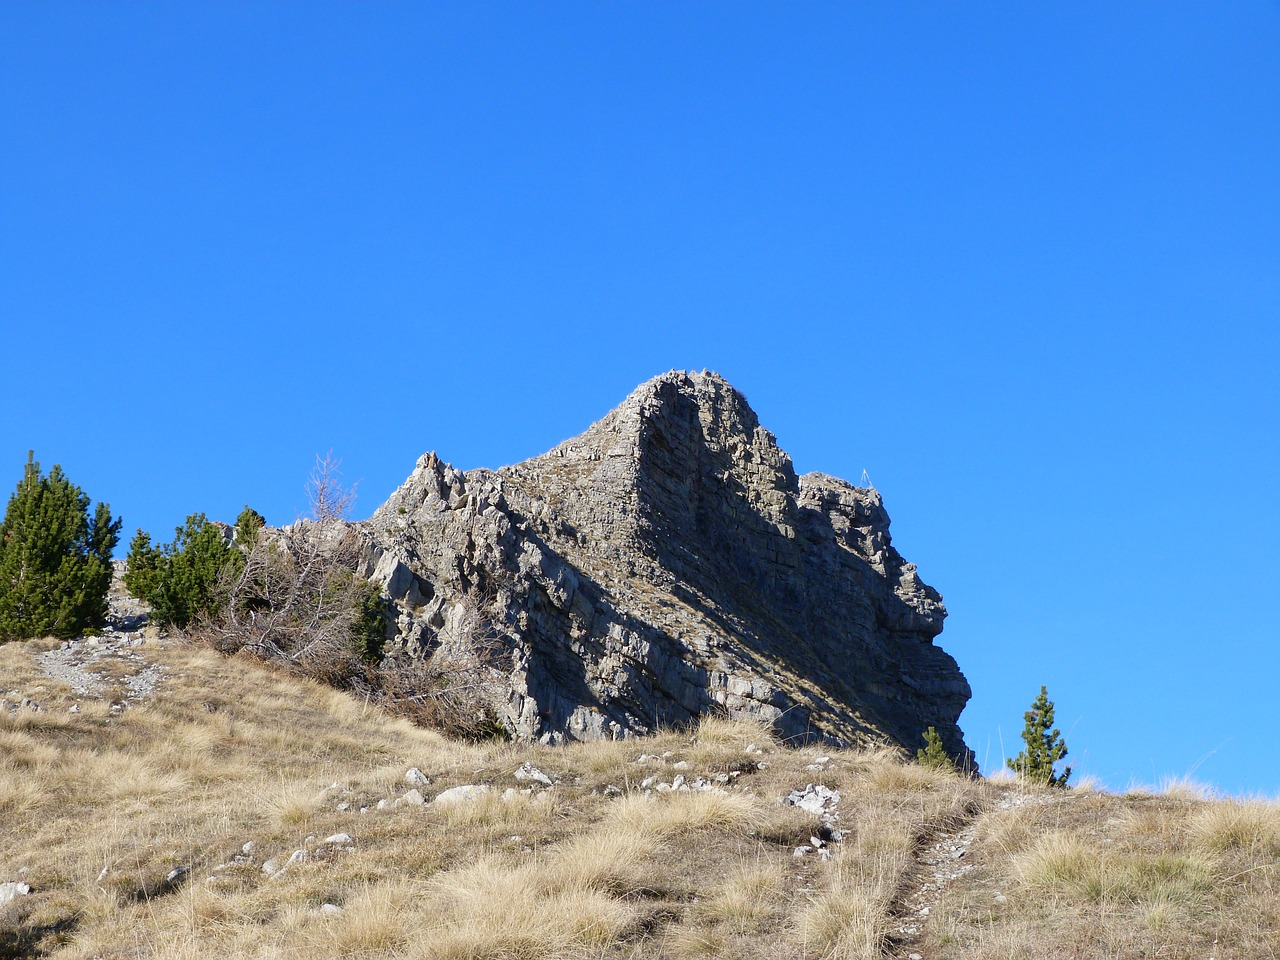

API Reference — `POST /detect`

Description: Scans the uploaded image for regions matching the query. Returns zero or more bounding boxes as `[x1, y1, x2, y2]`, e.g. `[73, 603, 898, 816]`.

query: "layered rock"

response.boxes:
[358, 371, 971, 760]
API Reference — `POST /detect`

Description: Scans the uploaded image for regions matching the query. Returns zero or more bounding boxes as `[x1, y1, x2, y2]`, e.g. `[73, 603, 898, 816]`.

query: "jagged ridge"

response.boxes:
[359, 370, 971, 759]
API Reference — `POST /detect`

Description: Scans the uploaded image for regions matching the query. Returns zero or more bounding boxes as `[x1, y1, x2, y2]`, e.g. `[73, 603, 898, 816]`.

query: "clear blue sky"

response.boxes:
[3, 3, 1277, 794]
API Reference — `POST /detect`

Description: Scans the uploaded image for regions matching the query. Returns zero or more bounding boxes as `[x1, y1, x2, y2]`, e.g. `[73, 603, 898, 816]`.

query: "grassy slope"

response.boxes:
[1, 637, 1277, 960]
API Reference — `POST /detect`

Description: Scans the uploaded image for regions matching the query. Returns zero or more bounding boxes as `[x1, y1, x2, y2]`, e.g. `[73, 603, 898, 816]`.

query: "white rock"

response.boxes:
[261, 859, 279, 875]
[392, 789, 425, 808]
[319, 903, 343, 916]
[640, 775, 659, 789]
[0, 882, 31, 905]
[431, 784, 490, 805]
[514, 762, 554, 786]
[323, 833, 354, 846]
[287, 850, 306, 865]
[784, 784, 841, 816]
[405, 767, 430, 787]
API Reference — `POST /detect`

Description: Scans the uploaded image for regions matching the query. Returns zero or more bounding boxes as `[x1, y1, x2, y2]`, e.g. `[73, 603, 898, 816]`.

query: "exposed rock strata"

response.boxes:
[358, 371, 971, 759]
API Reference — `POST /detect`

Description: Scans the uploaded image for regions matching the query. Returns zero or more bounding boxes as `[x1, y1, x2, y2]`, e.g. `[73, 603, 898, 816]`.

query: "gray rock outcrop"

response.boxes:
[358, 370, 971, 760]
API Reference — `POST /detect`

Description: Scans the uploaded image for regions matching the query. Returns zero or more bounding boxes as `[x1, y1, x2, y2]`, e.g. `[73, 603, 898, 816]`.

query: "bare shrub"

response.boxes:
[373, 597, 511, 740]
[194, 520, 378, 686]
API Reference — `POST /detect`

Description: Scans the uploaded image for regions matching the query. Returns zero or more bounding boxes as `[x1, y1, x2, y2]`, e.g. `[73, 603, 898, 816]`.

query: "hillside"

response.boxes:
[3, 626, 1278, 959]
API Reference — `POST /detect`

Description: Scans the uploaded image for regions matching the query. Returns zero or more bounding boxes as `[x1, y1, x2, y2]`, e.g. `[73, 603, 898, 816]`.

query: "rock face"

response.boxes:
[358, 371, 971, 759]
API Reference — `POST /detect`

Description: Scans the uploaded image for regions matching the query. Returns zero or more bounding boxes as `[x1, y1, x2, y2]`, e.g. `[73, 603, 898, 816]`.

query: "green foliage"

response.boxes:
[0, 452, 121, 640]
[917, 726, 953, 769]
[234, 505, 266, 548]
[1007, 685, 1072, 788]
[352, 579, 388, 663]
[124, 513, 243, 628]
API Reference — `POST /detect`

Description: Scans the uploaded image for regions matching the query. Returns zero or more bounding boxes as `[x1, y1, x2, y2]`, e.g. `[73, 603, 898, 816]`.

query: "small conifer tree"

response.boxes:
[0, 452, 121, 640]
[1007, 685, 1072, 788]
[234, 505, 266, 547]
[917, 726, 952, 769]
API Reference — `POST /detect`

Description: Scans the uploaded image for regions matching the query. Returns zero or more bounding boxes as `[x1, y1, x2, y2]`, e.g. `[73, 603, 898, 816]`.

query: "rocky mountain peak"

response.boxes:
[360, 370, 971, 761]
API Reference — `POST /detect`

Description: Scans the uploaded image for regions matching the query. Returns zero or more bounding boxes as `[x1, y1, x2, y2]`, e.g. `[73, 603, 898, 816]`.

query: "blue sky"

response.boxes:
[3, 3, 1277, 794]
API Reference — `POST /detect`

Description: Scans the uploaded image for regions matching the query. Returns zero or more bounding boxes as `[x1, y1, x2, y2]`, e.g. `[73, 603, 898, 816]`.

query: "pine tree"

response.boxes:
[917, 726, 953, 769]
[125, 514, 243, 629]
[1007, 685, 1072, 788]
[0, 451, 121, 641]
[234, 505, 266, 547]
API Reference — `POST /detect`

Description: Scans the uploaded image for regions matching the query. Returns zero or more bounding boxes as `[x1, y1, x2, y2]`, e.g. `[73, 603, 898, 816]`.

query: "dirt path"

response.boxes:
[883, 800, 983, 959]
[28, 570, 164, 710]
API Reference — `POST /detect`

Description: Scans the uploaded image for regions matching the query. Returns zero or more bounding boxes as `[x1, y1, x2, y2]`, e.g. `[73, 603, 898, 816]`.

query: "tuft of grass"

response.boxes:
[796, 888, 887, 960]
[1191, 798, 1280, 857]
[265, 781, 325, 827]
[607, 788, 763, 837]
[691, 862, 788, 932]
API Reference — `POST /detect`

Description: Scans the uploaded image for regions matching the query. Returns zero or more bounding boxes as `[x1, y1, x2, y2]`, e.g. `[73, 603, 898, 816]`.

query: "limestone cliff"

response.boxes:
[358, 371, 971, 759]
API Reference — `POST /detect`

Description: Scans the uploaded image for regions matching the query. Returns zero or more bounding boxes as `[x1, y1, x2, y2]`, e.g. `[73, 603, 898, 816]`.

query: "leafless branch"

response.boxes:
[306, 450, 357, 522]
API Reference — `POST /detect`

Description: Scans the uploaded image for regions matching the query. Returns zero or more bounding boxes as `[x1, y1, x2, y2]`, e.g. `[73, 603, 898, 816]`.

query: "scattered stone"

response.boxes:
[514, 762, 553, 786]
[392, 789, 424, 809]
[0, 882, 31, 905]
[261, 860, 279, 875]
[319, 903, 343, 916]
[323, 833, 354, 846]
[405, 768, 431, 787]
[432, 785, 490, 805]
[784, 784, 841, 817]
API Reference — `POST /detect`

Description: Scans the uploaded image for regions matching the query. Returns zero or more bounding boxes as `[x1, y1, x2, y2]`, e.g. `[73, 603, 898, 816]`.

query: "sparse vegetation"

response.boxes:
[1, 636, 1277, 959]
[0, 451, 121, 641]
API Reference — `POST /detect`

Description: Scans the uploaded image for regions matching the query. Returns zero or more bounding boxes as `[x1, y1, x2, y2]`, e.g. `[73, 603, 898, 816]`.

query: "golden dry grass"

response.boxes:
[2, 636, 1278, 959]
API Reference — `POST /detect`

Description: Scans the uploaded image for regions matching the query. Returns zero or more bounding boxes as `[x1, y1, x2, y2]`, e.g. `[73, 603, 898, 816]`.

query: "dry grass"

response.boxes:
[927, 786, 1280, 960]
[3, 637, 1278, 959]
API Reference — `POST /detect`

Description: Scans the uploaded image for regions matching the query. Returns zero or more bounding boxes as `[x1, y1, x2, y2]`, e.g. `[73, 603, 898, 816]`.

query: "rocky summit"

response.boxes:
[358, 370, 971, 759]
